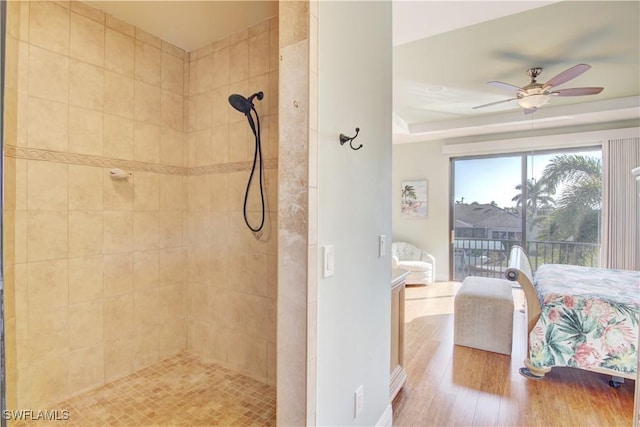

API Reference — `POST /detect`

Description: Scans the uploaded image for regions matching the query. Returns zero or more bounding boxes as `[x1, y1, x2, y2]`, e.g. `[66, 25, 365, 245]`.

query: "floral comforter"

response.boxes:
[529, 264, 640, 376]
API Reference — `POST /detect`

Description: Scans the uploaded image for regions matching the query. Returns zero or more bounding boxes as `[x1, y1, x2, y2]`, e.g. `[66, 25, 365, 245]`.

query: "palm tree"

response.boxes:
[537, 154, 601, 243]
[511, 178, 555, 226]
[401, 184, 416, 204]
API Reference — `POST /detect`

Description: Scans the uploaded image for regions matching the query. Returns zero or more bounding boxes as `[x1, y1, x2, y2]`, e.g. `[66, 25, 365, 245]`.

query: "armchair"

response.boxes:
[391, 241, 436, 285]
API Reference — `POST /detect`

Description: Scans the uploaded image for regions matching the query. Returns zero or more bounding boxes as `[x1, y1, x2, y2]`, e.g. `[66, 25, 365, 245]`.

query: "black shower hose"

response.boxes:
[243, 106, 266, 233]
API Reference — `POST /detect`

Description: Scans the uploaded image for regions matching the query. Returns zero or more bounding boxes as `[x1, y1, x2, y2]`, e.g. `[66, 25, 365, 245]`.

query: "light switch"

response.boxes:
[323, 245, 335, 278]
[379, 235, 386, 257]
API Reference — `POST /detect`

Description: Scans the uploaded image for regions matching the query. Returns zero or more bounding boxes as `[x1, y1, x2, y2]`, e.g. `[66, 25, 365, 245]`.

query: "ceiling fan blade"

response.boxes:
[487, 81, 521, 93]
[543, 64, 591, 89]
[472, 98, 518, 109]
[551, 87, 604, 96]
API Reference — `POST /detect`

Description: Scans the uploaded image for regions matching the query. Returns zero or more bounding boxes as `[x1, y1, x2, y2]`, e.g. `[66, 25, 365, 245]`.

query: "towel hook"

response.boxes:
[339, 127, 362, 150]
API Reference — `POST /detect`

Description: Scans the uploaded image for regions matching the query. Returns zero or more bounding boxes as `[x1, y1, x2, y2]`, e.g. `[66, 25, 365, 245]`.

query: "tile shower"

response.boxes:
[2, 1, 279, 423]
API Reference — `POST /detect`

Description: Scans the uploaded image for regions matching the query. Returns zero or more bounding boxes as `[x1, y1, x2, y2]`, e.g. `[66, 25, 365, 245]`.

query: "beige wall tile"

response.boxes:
[28, 305, 69, 364]
[159, 127, 184, 167]
[27, 160, 68, 211]
[27, 97, 69, 151]
[134, 212, 159, 251]
[105, 28, 135, 77]
[160, 90, 184, 131]
[27, 211, 68, 262]
[70, 12, 105, 67]
[70, 1, 105, 23]
[104, 115, 134, 160]
[158, 212, 183, 249]
[135, 40, 161, 86]
[69, 165, 104, 211]
[136, 28, 161, 48]
[69, 211, 104, 257]
[196, 55, 213, 94]
[134, 80, 160, 125]
[69, 60, 104, 111]
[29, 1, 70, 55]
[250, 19, 270, 37]
[68, 106, 104, 156]
[193, 92, 212, 131]
[103, 253, 133, 297]
[212, 87, 231, 127]
[6, 211, 27, 265]
[211, 125, 229, 165]
[104, 172, 134, 210]
[134, 326, 159, 369]
[228, 121, 250, 163]
[212, 47, 230, 89]
[187, 247, 211, 284]
[104, 336, 135, 382]
[158, 318, 186, 356]
[192, 128, 212, 167]
[159, 174, 183, 211]
[28, 46, 69, 103]
[209, 212, 230, 252]
[68, 255, 104, 304]
[29, 353, 69, 407]
[133, 121, 160, 164]
[187, 175, 211, 212]
[230, 28, 249, 45]
[103, 211, 133, 254]
[249, 31, 270, 78]
[133, 250, 159, 290]
[161, 52, 184, 95]
[106, 14, 135, 38]
[68, 345, 104, 395]
[210, 249, 229, 287]
[27, 258, 68, 311]
[104, 71, 135, 119]
[229, 40, 249, 84]
[248, 73, 270, 117]
[133, 172, 160, 211]
[69, 300, 103, 350]
[270, 17, 279, 72]
[104, 294, 134, 341]
[158, 247, 184, 285]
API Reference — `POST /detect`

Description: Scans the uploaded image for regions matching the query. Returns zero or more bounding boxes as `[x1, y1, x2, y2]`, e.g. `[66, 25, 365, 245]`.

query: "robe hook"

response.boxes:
[339, 127, 362, 150]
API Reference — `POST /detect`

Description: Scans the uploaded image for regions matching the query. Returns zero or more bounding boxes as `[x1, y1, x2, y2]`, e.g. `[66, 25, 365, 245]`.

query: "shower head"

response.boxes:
[228, 91, 264, 114]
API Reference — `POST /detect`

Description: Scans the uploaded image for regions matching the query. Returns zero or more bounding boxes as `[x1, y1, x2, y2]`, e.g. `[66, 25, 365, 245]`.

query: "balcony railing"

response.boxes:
[453, 238, 600, 281]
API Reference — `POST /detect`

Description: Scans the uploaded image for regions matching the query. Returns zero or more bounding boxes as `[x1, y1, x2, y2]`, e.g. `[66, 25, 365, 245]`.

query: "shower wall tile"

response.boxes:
[104, 71, 135, 118]
[28, 46, 69, 103]
[133, 172, 160, 211]
[106, 14, 135, 38]
[161, 90, 184, 130]
[212, 48, 230, 89]
[68, 106, 103, 156]
[136, 28, 162, 49]
[27, 160, 68, 211]
[70, 12, 105, 67]
[250, 32, 270, 78]
[229, 40, 250, 84]
[134, 80, 161, 124]
[69, 165, 104, 211]
[29, 353, 69, 408]
[69, 300, 103, 350]
[105, 28, 135, 77]
[103, 173, 134, 210]
[133, 121, 160, 163]
[68, 211, 104, 257]
[69, 60, 104, 111]
[27, 303, 69, 363]
[68, 345, 104, 395]
[68, 255, 104, 304]
[71, 1, 106, 24]
[160, 127, 185, 167]
[104, 114, 134, 160]
[104, 336, 135, 382]
[104, 294, 134, 341]
[103, 253, 133, 297]
[27, 97, 68, 151]
[134, 40, 162, 86]
[103, 211, 134, 254]
[29, 1, 70, 56]
[133, 211, 160, 250]
[27, 211, 68, 262]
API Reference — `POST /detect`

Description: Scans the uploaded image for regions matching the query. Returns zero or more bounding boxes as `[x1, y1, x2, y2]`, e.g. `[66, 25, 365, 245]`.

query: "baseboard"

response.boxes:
[376, 403, 393, 427]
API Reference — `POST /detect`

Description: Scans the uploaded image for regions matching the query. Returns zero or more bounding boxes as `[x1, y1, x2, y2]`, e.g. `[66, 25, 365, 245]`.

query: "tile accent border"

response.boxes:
[5, 145, 277, 175]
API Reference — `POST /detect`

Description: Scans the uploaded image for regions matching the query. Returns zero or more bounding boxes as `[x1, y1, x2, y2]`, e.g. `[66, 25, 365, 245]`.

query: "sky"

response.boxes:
[454, 150, 601, 209]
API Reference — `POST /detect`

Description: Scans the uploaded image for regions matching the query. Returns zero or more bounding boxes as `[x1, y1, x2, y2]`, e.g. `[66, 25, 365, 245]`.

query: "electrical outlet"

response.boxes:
[379, 235, 386, 257]
[354, 385, 364, 418]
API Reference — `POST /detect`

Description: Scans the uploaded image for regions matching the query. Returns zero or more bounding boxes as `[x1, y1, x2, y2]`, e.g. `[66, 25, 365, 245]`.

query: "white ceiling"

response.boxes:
[393, 1, 640, 143]
[86, 1, 640, 144]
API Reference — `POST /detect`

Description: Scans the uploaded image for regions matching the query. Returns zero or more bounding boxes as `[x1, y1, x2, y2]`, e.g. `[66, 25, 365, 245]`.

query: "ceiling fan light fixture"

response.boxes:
[517, 94, 550, 109]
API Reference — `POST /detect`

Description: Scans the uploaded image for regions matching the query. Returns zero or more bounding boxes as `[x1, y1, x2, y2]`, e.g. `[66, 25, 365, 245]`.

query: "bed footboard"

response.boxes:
[505, 245, 551, 379]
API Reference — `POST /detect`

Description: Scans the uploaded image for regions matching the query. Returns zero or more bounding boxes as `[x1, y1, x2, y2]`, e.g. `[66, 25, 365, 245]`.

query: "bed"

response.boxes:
[505, 245, 640, 383]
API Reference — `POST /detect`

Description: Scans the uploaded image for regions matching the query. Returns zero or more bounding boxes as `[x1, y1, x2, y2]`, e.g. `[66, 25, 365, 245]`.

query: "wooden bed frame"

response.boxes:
[505, 245, 636, 382]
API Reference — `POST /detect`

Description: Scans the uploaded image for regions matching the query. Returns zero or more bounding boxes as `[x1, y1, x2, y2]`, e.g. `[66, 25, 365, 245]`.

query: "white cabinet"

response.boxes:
[390, 269, 409, 400]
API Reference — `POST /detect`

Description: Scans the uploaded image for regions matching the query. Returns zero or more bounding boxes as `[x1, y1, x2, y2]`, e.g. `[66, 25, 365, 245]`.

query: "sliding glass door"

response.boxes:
[451, 148, 602, 281]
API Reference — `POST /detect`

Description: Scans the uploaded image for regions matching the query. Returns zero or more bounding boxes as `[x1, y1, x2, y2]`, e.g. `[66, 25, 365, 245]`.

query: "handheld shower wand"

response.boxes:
[228, 91, 266, 234]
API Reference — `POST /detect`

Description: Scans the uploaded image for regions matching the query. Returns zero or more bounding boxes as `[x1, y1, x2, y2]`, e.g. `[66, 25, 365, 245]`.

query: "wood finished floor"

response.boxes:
[392, 282, 635, 427]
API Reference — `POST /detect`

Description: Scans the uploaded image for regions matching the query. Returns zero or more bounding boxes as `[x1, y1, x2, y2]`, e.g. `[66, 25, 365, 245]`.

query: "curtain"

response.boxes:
[600, 137, 640, 270]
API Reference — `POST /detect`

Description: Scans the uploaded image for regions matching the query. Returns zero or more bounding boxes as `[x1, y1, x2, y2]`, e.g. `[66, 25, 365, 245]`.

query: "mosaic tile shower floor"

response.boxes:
[12, 352, 276, 427]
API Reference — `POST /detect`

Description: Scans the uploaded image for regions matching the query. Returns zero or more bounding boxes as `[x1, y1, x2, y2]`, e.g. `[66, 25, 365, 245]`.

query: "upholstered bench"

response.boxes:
[454, 276, 514, 355]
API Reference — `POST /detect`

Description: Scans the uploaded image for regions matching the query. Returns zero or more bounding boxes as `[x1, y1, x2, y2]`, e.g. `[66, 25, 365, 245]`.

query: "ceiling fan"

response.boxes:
[472, 64, 604, 114]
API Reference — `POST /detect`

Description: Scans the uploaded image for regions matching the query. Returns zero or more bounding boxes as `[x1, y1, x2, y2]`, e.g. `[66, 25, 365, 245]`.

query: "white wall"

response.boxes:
[392, 141, 450, 281]
[391, 127, 640, 282]
[317, 1, 392, 426]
